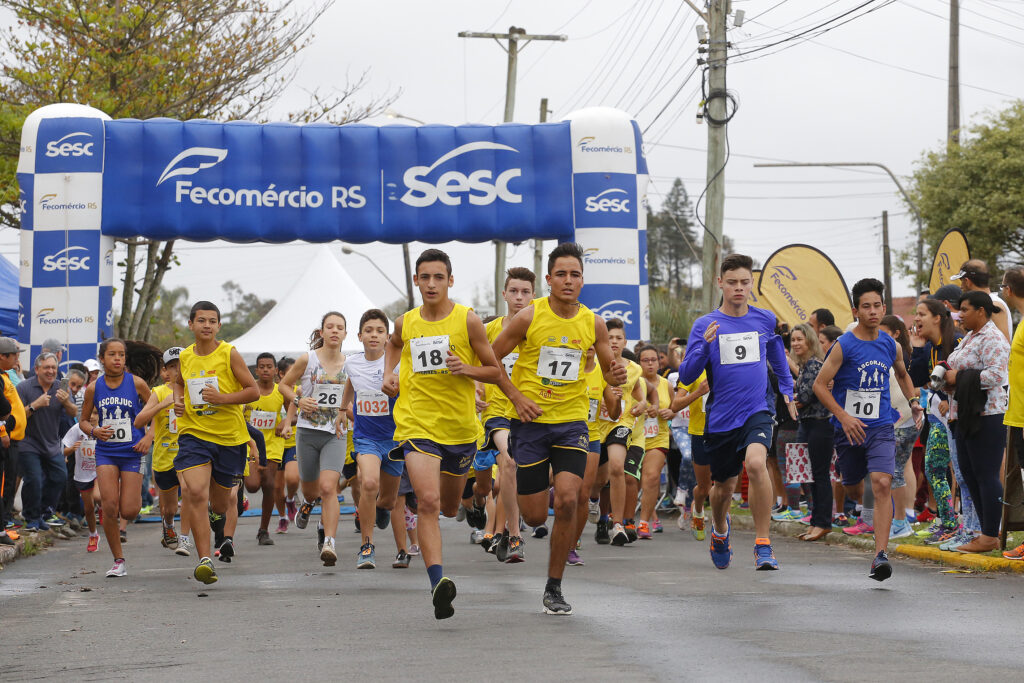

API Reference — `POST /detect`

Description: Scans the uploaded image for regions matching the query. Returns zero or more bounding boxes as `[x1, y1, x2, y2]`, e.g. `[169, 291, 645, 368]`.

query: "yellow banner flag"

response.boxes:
[757, 244, 853, 328]
[929, 229, 970, 294]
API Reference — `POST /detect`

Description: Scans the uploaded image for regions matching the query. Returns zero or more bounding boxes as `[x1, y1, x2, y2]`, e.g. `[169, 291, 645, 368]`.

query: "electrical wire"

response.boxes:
[613, 3, 687, 109]
[900, 0, 1024, 49]
[560, 2, 646, 114]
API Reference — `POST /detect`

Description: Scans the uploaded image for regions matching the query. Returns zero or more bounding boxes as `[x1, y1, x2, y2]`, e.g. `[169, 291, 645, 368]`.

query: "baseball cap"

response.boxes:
[163, 347, 183, 365]
[950, 267, 989, 285]
[0, 337, 25, 354]
[929, 284, 962, 303]
[84, 358, 101, 372]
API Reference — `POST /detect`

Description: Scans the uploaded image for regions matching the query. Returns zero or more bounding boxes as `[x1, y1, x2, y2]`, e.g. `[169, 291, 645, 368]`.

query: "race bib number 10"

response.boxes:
[410, 335, 450, 374]
[845, 390, 880, 420]
[719, 332, 760, 365]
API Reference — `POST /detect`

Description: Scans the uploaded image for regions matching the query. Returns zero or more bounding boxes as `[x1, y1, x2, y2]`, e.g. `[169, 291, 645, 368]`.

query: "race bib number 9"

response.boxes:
[536, 346, 582, 381]
[106, 417, 132, 444]
[314, 383, 343, 407]
[357, 390, 390, 417]
[249, 410, 276, 430]
[186, 376, 219, 406]
[411, 335, 450, 374]
[845, 390, 880, 420]
[719, 332, 760, 365]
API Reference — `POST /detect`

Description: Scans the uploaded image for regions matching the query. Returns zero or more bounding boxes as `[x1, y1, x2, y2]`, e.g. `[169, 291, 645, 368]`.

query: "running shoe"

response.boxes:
[408, 544, 420, 556]
[432, 577, 457, 620]
[296, 500, 315, 529]
[594, 519, 610, 545]
[916, 521, 942, 538]
[505, 535, 525, 564]
[673, 487, 687, 506]
[940, 528, 975, 551]
[276, 518, 289, 534]
[869, 550, 892, 581]
[5, 528, 19, 541]
[843, 520, 874, 536]
[915, 507, 936, 524]
[925, 527, 960, 545]
[357, 542, 376, 569]
[532, 525, 548, 539]
[105, 558, 127, 578]
[44, 513, 66, 528]
[653, 519, 664, 533]
[0, 531, 15, 546]
[610, 522, 629, 546]
[392, 550, 411, 568]
[241, 496, 250, 513]
[470, 529, 486, 545]
[194, 557, 218, 584]
[286, 498, 298, 522]
[140, 504, 156, 516]
[691, 514, 706, 541]
[257, 528, 274, 546]
[771, 508, 803, 522]
[375, 506, 391, 530]
[494, 532, 509, 561]
[217, 537, 234, 563]
[86, 533, 99, 552]
[317, 523, 325, 553]
[542, 587, 573, 615]
[321, 537, 337, 566]
[161, 525, 178, 549]
[119, 528, 127, 544]
[587, 499, 600, 524]
[456, 504, 467, 522]
[797, 515, 812, 525]
[566, 549, 584, 566]
[754, 542, 779, 570]
[677, 511, 690, 531]
[23, 521, 40, 533]
[637, 520, 652, 539]
[176, 535, 192, 557]
[889, 519, 913, 539]
[832, 513, 850, 528]
[624, 522, 638, 543]
[1003, 542, 1024, 560]
[483, 534, 497, 554]
[354, 511, 361, 533]
[709, 518, 732, 569]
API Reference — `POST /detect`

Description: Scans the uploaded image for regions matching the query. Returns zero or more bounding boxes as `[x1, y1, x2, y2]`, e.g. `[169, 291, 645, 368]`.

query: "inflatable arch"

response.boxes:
[17, 103, 650, 364]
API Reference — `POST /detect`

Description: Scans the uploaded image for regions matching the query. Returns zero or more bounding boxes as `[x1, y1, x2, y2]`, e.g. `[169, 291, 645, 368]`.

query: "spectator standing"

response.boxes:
[16, 352, 78, 530]
[998, 265, 1024, 560]
[880, 315, 920, 538]
[809, 309, 835, 333]
[788, 323, 832, 541]
[951, 259, 1011, 340]
[0, 338, 27, 535]
[24, 338, 65, 380]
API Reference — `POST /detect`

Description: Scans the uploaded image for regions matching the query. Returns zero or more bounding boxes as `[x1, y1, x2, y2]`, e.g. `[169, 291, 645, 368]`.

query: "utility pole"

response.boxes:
[535, 97, 551, 280]
[882, 210, 893, 312]
[459, 27, 567, 314]
[948, 0, 960, 147]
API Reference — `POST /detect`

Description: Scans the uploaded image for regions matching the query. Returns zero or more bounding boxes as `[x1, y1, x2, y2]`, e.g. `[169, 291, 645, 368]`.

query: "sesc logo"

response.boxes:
[400, 142, 522, 208]
[593, 300, 634, 325]
[157, 147, 229, 186]
[42, 246, 91, 273]
[45, 132, 94, 158]
[584, 188, 630, 213]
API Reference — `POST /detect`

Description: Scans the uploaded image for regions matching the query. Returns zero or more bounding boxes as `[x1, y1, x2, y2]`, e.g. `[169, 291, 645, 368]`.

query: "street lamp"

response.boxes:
[385, 109, 426, 125]
[753, 161, 926, 291]
[341, 245, 414, 310]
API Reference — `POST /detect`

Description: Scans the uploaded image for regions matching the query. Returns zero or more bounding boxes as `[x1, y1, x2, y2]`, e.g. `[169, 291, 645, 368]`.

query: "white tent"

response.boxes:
[230, 246, 381, 363]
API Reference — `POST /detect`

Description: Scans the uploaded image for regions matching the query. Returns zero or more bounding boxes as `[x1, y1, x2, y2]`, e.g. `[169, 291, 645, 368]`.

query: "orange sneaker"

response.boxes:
[6, 528, 20, 541]
[1003, 542, 1024, 561]
[637, 520, 652, 539]
[87, 534, 99, 552]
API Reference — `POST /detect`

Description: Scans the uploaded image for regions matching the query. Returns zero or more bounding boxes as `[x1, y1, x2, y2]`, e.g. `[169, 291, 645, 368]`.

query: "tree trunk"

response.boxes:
[117, 240, 137, 338]
[139, 240, 176, 341]
[128, 241, 161, 339]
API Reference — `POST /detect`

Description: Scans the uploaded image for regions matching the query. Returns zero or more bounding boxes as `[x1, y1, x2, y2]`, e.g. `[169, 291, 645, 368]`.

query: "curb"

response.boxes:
[729, 513, 1024, 574]
[0, 525, 80, 570]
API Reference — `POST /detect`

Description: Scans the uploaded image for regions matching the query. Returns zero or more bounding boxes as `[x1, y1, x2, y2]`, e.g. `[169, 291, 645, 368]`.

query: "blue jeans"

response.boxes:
[19, 448, 67, 522]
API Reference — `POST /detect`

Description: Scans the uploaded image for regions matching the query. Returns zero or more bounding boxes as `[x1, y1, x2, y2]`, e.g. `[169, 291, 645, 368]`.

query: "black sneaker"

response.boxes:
[354, 511, 361, 533]
[543, 587, 573, 615]
[317, 524, 325, 553]
[210, 511, 226, 546]
[257, 528, 274, 546]
[594, 519, 610, 545]
[296, 500, 316, 530]
[0, 531, 14, 546]
[375, 506, 391, 530]
[504, 535, 525, 564]
[869, 550, 892, 582]
[465, 502, 487, 530]
[431, 577, 457, 620]
[494, 532, 509, 562]
[217, 537, 234, 563]
[392, 550, 411, 568]
[532, 525, 548, 539]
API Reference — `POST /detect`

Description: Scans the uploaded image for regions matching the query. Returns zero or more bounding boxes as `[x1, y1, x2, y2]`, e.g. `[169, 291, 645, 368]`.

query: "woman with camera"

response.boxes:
[941, 291, 1010, 553]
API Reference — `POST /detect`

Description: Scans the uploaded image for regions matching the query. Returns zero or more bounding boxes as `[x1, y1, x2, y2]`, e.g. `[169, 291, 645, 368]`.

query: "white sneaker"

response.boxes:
[105, 559, 127, 577]
[470, 529, 485, 544]
[587, 500, 599, 524]
[175, 535, 192, 557]
[320, 537, 337, 566]
[408, 544, 420, 556]
[673, 487, 687, 506]
[456, 505, 467, 522]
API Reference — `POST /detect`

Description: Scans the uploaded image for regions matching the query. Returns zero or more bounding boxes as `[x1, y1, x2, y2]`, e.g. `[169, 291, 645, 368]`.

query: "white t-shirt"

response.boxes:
[62, 423, 97, 483]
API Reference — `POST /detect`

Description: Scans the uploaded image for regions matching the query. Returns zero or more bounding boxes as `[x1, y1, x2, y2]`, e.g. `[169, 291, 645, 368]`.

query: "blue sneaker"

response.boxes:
[754, 542, 779, 570]
[24, 521, 40, 532]
[357, 542, 376, 569]
[709, 518, 732, 569]
[771, 508, 803, 522]
[889, 518, 913, 539]
[36, 518, 50, 531]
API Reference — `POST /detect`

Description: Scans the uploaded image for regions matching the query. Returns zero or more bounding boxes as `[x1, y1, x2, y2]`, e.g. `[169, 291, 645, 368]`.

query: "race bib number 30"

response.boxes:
[719, 332, 760, 365]
[357, 390, 390, 417]
[536, 346, 582, 381]
[314, 383, 343, 407]
[845, 390, 880, 420]
[106, 417, 132, 444]
[410, 335, 450, 374]
[186, 376, 219, 406]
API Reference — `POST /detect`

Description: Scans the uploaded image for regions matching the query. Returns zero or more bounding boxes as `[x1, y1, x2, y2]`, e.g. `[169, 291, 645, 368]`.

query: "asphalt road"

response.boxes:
[1, 507, 1021, 682]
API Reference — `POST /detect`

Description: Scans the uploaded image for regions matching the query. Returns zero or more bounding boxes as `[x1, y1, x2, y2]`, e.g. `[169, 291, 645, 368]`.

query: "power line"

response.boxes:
[576, 0, 661, 110]
[559, 3, 644, 114]
[613, 3, 687, 109]
[900, 0, 1024, 49]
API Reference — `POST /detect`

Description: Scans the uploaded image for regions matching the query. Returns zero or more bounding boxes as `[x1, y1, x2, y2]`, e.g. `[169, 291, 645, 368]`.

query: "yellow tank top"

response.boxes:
[282, 383, 298, 448]
[685, 371, 708, 436]
[511, 297, 596, 424]
[483, 316, 517, 423]
[615, 360, 644, 430]
[151, 383, 179, 472]
[585, 363, 606, 442]
[178, 341, 248, 446]
[643, 375, 672, 450]
[394, 303, 479, 445]
[246, 384, 285, 461]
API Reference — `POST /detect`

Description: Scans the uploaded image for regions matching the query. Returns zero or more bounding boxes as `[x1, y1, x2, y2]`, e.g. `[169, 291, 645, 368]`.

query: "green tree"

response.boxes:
[647, 178, 700, 296]
[219, 280, 275, 341]
[0, 0, 397, 340]
[143, 285, 192, 350]
[906, 101, 1024, 270]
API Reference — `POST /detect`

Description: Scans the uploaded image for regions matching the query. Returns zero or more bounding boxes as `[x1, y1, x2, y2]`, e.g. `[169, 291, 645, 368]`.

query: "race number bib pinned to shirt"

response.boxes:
[599, 399, 625, 421]
[186, 376, 219, 406]
[167, 408, 178, 434]
[106, 417, 132, 444]
[410, 335, 450, 374]
[719, 332, 760, 365]
[357, 390, 390, 417]
[80, 440, 97, 471]
[644, 418, 660, 438]
[502, 353, 519, 377]
[537, 346, 582, 381]
[249, 410, 276, 430]
[844, 390, 881, 420]
[313, 383, 343, 408]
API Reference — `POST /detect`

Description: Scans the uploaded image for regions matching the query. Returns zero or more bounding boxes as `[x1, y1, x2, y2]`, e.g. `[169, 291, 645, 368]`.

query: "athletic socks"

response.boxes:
[426, 564, 443, 589]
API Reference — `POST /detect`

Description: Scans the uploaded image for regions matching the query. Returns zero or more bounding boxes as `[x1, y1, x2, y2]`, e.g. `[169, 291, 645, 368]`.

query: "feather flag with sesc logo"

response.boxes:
[756, 244, 853, 328]
[929, 229, 970, 294]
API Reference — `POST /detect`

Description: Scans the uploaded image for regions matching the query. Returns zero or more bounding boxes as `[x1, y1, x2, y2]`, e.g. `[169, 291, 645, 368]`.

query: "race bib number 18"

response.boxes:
[410, 335, 450, 374]
[719, 332, 760, 365]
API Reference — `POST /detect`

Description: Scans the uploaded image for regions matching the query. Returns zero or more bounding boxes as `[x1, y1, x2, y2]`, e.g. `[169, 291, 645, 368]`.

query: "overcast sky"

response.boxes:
[5, 0, 1024, 322]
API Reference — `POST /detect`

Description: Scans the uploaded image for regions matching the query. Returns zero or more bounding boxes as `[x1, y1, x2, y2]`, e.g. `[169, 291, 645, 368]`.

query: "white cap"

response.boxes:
[84, 359, 101, 372]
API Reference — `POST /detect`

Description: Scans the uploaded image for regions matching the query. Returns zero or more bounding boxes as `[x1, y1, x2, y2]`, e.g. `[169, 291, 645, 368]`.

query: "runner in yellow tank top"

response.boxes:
[491, 242, 627, 616]
[637, 345, 677, 538]
[381, 248, 502, 621]
[171, 301, 259, 586]
[244, 352, 285, 546]
[672, 368, 710, 540]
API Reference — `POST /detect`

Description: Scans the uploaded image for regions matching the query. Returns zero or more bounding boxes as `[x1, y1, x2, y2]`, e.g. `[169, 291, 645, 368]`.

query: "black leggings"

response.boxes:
[799, 418, 834, 529]
[953, 415, 1006, 538]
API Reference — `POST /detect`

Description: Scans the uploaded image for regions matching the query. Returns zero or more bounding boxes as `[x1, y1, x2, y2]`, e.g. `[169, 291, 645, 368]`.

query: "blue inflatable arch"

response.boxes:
[17, 103, 650, 364]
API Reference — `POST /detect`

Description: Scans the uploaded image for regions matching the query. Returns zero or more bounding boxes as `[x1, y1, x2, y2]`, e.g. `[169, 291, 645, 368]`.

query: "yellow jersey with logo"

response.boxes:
[178, 341, 248, 447]
[483, 316, 518, 423]
[394, 303, 479, 445]
[685, 371, 708, 436]
[585, 363, 607, 443]
[151, 383, 179, 472]
[643, 375, 672, 451]
[246, 384, 285, 461]
[510, 297, 596, 424]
